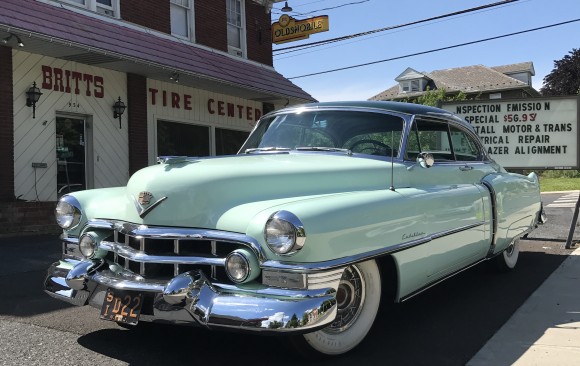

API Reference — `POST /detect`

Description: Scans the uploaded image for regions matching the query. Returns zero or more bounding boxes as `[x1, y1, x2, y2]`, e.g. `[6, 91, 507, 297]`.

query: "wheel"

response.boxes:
[290, 259, 381, 358]
[492, 238, 520, 272]
[348, 139, 393, 156]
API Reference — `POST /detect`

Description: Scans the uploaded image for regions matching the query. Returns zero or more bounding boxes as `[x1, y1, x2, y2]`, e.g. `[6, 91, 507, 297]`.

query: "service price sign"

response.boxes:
[442, 97, 579, 169]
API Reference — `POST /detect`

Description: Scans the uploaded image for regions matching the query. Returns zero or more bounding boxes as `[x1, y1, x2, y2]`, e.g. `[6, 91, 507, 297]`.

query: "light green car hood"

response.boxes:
[75, 153, 394, 233]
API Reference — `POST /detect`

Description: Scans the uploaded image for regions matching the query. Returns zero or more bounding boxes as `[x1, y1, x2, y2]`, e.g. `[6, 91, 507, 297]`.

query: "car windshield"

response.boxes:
[240, 110, 406, 157]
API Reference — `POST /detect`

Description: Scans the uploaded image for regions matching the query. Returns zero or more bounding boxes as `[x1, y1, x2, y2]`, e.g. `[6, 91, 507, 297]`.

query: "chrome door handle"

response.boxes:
[459, 165, 473, 171]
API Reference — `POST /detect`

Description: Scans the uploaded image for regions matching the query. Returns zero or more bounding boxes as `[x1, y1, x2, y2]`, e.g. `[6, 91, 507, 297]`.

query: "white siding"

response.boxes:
[147, 79, 262, 163]
[13, 50, 128, 201]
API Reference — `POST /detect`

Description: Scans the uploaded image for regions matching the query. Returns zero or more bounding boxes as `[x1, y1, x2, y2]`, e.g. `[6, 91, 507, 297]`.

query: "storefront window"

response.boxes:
[215, 128, 249, 155]
[157, 120, 210, 157]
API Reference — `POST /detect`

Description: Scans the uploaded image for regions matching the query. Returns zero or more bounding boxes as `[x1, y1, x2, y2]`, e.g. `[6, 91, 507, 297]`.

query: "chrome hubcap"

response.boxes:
[325, 265, 366, 333]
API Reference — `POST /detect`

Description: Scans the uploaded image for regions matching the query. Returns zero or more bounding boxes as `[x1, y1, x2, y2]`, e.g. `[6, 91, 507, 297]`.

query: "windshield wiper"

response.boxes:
[244, 147, 291, 154]
[295, 147, 352, 155]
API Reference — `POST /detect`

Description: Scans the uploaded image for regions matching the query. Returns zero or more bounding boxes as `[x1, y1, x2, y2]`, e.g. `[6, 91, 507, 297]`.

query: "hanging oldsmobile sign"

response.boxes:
[441, 96, 579, 169]
[272, 14, 329, 44]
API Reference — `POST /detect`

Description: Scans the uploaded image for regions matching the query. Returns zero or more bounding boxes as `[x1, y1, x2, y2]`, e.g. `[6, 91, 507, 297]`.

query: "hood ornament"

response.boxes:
[132, 191, 167, 219]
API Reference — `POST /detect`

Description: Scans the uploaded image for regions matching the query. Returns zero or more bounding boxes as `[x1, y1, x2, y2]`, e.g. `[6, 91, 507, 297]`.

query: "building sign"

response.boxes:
[272, 14, 329, 44]
[41, 65, 105, 98]
[442, 97, 579, 169]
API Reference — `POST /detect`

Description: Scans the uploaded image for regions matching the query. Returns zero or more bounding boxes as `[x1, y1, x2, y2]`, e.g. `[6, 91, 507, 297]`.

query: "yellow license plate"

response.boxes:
[100, 288, 143, 325]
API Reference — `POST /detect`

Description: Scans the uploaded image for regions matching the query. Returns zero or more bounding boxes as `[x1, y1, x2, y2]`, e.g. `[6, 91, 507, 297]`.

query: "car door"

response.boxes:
[394, 118, 494, 298]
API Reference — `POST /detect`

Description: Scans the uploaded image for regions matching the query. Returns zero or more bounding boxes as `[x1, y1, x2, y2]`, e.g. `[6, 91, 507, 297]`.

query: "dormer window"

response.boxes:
[400, 79, 422, 93]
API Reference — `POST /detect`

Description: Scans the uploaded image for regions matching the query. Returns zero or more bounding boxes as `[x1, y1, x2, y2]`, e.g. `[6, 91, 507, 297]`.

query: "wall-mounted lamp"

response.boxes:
[26, 82, 42, 119]
[170, 72, 180, 83]
[113, 96, 126, 129]
[3, 33, 24, 47]
[281, 1, 292, 12]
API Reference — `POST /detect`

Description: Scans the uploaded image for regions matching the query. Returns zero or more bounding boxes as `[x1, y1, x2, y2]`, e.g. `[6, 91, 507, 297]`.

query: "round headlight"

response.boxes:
[225, 251, 250, 283]
[265, 211, 306, 255]
[79, 233, 98, 258]
[55, 196, 82, 229]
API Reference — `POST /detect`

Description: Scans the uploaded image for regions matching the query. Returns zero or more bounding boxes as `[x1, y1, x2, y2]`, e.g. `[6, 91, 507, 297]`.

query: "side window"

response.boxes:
[449, 126, 483, 161]
[406, 120, 454, 162]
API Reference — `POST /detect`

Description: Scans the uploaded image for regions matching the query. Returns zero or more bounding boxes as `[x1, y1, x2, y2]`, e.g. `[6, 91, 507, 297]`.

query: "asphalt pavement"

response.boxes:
[0, 191, 579, 365]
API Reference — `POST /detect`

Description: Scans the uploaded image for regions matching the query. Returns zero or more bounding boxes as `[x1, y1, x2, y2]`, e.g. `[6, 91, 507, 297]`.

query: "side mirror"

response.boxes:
[416, 152, 434, 168]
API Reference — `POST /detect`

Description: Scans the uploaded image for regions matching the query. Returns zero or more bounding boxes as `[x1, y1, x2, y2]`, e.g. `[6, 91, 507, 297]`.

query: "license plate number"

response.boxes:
[100, 288, 143, 325]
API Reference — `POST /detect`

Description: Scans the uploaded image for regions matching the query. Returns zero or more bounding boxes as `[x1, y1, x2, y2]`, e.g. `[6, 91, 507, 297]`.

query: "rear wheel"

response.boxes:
[290, 259, 381, 358]
[493, 238, 520, 272]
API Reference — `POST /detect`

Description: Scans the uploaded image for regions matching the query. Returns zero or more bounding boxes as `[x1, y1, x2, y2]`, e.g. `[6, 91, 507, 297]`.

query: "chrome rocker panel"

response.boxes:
[44, 258, 340, 334]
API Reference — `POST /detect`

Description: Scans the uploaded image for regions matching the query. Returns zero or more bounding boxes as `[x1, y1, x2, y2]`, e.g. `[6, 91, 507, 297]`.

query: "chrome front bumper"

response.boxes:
[44, 258, 341, 333]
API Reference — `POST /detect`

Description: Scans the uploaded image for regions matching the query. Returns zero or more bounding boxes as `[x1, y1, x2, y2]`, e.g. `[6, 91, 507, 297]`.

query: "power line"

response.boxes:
[287, 18, 580, 80]
[274, 0, 520, 54]
[271, 0, 369, 17]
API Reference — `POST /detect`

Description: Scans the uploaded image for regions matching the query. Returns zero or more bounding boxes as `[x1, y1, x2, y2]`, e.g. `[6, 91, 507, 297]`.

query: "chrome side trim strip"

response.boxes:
[262, 222, 485, 273]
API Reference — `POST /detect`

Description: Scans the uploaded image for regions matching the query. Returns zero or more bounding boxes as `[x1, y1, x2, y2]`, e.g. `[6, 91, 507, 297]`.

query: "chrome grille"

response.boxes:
[102, 227, 250, 282]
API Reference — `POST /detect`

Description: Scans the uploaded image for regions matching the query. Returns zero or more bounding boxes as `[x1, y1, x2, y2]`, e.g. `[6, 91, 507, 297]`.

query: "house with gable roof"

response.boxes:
[370, 62, 540, 101]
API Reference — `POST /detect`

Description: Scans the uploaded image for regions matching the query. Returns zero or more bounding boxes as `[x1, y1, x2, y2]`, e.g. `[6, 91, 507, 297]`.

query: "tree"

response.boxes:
[540, 48, 580, 96]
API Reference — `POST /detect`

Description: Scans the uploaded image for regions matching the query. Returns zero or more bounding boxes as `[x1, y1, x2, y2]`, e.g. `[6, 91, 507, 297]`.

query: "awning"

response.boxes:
[0, 0, 315, 104]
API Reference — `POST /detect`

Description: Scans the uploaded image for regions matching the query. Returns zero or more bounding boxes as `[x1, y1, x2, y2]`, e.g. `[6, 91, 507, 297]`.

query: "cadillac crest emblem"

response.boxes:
[132, 191, 167, 218]
[138, 191, 153, 205]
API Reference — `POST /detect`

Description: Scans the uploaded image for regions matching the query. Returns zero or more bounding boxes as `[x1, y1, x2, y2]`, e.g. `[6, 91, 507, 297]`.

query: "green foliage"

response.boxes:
[540, 48, 580, 96]
[402, 87, 468, 107]
[540, 170, 580, 178]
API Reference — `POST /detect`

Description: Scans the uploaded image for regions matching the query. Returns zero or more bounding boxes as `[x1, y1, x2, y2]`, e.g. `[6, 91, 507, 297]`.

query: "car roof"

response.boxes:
[274, 100, 472, 131]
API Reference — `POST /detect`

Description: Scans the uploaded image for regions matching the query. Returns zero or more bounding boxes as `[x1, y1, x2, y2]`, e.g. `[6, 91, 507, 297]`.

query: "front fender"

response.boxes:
[243, 185, 487, 263]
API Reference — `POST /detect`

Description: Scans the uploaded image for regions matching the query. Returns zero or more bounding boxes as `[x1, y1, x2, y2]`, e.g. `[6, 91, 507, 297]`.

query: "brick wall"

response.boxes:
[127, 73, 149, 175]
[0, 202, 60, 235]
[245, 0, 273, 66]
[195, 0, 228, 52]
[0, 46, 14, 202]
[121, 0, 170, 34]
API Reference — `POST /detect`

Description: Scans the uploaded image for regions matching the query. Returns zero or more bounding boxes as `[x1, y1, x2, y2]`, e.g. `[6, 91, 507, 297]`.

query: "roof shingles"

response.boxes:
[0, 0, 314, 102]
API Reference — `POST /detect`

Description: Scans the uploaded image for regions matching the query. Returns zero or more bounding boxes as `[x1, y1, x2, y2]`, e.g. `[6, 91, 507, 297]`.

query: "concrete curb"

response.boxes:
[468, 247, 580, 365]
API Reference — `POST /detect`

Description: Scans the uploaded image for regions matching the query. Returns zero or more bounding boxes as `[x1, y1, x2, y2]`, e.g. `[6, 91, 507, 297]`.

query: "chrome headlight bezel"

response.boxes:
[225, 251, 251, 283]
[264, 210, 306, 256]
[55, 195, 82, 230]
[79, 233, 98, 258]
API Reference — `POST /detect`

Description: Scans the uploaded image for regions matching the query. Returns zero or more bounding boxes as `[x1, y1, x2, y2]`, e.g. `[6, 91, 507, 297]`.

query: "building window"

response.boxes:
[157, 120, 210, 157]
[489, 92, 502, 99]
[215, 128, 249, 155]
[54, 0, 119, 17]
[171, 0, 194, 40]
[226, 0, 246, 57]
[410, 80, 420, 92]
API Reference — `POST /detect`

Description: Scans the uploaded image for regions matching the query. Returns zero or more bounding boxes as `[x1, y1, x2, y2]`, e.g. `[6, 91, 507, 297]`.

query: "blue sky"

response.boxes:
[270, 0, 580, 102]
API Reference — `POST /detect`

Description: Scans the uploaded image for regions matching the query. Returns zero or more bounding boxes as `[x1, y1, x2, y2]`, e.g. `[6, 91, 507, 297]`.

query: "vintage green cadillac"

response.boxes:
[44, 101, 545, 357]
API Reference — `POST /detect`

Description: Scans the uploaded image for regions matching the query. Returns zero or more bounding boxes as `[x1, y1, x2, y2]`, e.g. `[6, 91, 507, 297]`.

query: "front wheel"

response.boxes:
[290, 259, 381, 358]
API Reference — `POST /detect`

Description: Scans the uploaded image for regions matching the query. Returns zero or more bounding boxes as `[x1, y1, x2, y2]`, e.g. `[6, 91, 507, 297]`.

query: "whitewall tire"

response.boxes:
[291, 259, 381, 358]
[494, 238, 520, 272]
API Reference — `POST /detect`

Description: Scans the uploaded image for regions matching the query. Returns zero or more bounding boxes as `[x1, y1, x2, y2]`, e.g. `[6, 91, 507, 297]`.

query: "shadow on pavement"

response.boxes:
[76, 249, 569, 366]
